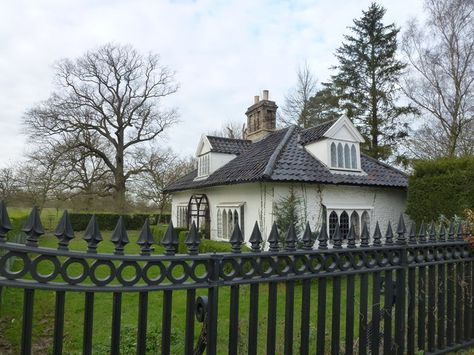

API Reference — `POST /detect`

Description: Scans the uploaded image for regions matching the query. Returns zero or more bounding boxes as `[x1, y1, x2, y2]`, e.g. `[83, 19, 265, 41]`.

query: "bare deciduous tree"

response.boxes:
[23, 44, 179, 210]
[131, 148, 195, 221]
[16, 146, 67, 210]
[402, 0, 474, 157]
[208, 120, 246, 139]
[279, 63, 318, 128]
[0, 166, 19, 204]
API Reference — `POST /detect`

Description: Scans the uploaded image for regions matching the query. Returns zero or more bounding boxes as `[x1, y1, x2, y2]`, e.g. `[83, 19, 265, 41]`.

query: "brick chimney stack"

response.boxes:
[245, 90, 278, 142]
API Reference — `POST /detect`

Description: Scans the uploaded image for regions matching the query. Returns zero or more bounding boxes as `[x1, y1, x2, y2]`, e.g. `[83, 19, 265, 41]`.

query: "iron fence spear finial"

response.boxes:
[138, 218, 156, 256]
[385, 221, 394, 245]
[318, 223, 328, 250]
[111, 216, 129, 255]
[333, 223, 342, 249]
[54, 210, 74, 250]
[83, 215, 102, 253]
[429, 220, 437, 242]
[438, 221, 446, 242]
[23, 206, 44, 247]
[408, 222, 417, 244]
[229, 222, 244, 253]
[372, 221, 382, 246]
[285, 224, 297, 251]
[396, 214, 406, 244]
[185, 221, 200, 255]
[447, 221, 455, 242]
[249, 221, 263, 252]
[268, 222, 280, 252]
[302, 222, 313, 250]
[418, 222, 427, 243]
[360, 221, 370, 247]
[347, 223, 356, 248]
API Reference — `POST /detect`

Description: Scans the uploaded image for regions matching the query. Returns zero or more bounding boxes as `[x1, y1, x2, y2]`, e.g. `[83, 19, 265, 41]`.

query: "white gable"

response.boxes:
[195, 135, 212, 156]
[324, 115, 365, 143]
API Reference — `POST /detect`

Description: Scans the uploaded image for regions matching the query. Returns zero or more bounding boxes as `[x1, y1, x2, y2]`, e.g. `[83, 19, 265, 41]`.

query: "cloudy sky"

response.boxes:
[0, 0, 425, 167]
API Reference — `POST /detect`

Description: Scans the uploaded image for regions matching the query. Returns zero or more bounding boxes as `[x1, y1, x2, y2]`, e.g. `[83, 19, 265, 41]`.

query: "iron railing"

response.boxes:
[0, 203, 472, 354]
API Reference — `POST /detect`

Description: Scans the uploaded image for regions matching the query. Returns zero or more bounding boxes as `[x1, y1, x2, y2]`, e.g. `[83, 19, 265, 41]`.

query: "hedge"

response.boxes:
[176, 231, 250, 254]
[68, 213, 171, 231]
[406, 156, 474, 224]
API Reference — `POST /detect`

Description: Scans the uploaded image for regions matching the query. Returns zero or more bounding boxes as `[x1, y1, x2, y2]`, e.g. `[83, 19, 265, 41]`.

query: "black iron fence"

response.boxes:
[0, 203, 473, 354]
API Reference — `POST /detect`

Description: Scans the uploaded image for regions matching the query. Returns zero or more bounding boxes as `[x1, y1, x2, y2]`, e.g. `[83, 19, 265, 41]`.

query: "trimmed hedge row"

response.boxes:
[406, 156, 474, 224]
[69, 213, 171, 231]
[176, 231, 243, 254]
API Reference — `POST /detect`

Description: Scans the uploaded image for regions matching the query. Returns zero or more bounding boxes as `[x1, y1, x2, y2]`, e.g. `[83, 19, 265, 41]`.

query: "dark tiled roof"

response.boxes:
[206, 136, 251, 155]
[165, 126, 407, 192]
[299, 119, 337, 144]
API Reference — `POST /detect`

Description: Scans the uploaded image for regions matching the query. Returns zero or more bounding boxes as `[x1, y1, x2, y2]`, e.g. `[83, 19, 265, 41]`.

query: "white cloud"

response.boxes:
[0, 0, 424, 166]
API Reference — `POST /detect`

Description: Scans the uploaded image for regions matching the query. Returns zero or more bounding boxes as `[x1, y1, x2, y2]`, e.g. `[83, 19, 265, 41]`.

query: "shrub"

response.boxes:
[406, 156, 474, 224]
[176, 231, 249, 254]
[273, 185, 305, 241]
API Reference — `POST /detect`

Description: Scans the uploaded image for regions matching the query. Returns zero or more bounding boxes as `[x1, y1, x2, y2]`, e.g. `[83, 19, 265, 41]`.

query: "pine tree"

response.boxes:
[327, 3, 417, 160]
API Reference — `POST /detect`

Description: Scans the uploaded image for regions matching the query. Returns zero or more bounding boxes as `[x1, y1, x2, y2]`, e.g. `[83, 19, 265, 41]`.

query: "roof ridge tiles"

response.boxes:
[262, 126, 296, 179]
[206, 135, 251, 142]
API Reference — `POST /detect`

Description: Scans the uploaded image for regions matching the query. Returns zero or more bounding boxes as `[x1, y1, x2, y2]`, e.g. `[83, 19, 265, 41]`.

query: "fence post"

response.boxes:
[394, 216, 407, 355]
[207, 254, 221, 355]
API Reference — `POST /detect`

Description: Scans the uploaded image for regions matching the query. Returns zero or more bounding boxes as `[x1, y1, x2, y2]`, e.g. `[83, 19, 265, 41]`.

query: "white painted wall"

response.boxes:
[305, 139, 329, 166]
[209, 152, 236, 174]
[170, 182, 407, 246]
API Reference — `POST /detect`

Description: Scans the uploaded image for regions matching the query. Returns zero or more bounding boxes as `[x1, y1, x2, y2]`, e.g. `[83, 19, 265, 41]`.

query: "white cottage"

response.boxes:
[165, 90, 408, 243]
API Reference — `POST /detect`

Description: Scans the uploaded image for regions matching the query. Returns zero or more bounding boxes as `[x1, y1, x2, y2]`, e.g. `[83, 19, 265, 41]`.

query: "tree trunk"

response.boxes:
[114, 131, 127, 212]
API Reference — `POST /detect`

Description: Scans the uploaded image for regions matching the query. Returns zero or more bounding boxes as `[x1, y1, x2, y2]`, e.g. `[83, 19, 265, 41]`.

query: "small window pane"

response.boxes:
[228, 210, 233, 238]
[222, 210, 228, 239]
[337, 143, 344, 168]
[217, 209, 222, 239]
[350, 211, 360, 238]
[361, 211, 370, 234]
[351, 145, 357, 169]
[330, 143, 337, 167]
[344, 144, 350, 168]
[340, 211, 349, 239]
[329, 211, 338, 239]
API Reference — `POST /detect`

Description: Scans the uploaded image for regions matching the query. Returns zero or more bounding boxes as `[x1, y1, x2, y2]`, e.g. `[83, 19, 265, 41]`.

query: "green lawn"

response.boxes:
[0, 230, 372, 354]
[7, 207, 63, 231]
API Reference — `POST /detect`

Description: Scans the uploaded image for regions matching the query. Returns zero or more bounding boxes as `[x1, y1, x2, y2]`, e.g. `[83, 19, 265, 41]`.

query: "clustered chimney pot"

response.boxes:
[244, 89, 278, 142]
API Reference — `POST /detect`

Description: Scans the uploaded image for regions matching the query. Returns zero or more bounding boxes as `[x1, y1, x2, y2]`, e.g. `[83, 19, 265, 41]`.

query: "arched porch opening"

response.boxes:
[187, 194, 210, 239]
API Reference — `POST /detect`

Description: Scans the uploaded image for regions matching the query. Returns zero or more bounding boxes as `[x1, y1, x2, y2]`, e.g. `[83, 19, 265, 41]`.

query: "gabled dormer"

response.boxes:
[301, 116, 365, 172]
[194, 135, 251, 181]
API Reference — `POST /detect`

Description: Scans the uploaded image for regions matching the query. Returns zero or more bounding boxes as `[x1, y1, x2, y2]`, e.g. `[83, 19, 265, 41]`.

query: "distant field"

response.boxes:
[7, 207, 63, 231]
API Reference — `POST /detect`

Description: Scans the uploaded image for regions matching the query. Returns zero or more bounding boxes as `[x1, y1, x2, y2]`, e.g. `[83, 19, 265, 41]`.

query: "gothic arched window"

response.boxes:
[340, 211, 349, 239]
[351, 144, 357, 169]
[344, 144, 350, 168]
[350, 211, 360, 238]
[222, 210, 228, 239]
[329, 211, 338, 239]
[217, 209, 222, 239]
[337, 143, 344, 168]
[361, 211, 370, 235]
[228, 210, 233, 237]
[330, 142, 337, 167]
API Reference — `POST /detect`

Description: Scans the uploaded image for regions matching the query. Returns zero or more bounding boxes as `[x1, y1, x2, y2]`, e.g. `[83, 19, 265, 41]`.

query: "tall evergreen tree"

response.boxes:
[327, 3, 416, 160]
